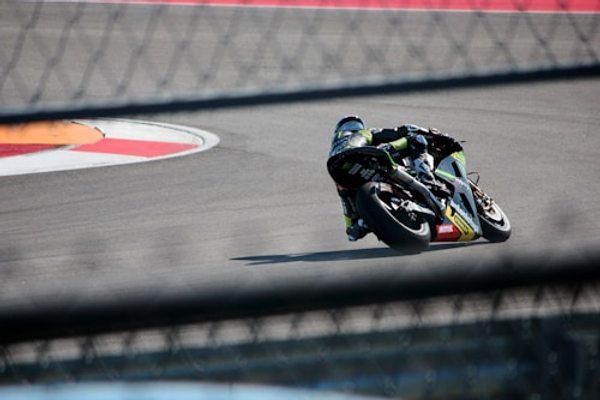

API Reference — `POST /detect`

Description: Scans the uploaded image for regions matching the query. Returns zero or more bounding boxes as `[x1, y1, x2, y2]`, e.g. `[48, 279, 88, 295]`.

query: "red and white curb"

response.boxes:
[0, 119, 220, 177]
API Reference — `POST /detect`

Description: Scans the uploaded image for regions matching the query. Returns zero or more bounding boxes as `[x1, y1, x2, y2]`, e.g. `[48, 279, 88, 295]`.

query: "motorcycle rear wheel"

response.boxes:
[356, 182, 431, 254]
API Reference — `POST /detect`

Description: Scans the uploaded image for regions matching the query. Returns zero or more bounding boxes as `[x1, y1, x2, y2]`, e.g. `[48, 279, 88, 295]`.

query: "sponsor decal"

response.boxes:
[347, 163, 382, 181]
[348, 163, 362, 175]
[439, 224, 454, 233]
[445, 202, 477, 241]
[359, 168, 376, 180]
[434, 223, 461, 242]
[449, 198, 478, 231]
[453, 214, 472, 236]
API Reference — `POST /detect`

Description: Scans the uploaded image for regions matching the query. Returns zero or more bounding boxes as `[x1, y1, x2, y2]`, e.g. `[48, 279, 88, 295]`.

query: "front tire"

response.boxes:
[356, 182, 431, 254]
[470, 181, 511, 243]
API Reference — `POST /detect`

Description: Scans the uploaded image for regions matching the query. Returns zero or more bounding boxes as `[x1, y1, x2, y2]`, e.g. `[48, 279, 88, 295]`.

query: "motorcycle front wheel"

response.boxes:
[469, 180, 511, 243]
[356, 182, 431, 254]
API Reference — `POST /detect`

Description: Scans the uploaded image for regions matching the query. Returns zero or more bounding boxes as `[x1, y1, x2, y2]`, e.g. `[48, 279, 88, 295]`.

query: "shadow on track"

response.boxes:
[232, 241, 489, 266]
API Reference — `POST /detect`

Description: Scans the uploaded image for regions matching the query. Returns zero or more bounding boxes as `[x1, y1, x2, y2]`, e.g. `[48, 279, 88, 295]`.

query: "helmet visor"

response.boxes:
[338, 120, 364, 132]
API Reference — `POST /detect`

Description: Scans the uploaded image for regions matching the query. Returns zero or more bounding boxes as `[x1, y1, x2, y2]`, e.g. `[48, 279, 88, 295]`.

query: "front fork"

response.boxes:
[468, 178, 494, 215]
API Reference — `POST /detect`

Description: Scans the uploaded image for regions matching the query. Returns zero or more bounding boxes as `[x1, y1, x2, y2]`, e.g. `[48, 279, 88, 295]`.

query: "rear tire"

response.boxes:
[356, 182, 431, 254]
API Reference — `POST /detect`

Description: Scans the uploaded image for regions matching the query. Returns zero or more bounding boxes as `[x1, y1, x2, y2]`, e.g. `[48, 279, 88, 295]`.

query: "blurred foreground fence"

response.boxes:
[2, 250, 600, 399]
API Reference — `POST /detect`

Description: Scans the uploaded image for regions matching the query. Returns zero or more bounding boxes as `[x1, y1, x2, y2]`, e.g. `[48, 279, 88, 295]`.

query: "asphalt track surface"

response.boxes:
[1, 4, 599, 313]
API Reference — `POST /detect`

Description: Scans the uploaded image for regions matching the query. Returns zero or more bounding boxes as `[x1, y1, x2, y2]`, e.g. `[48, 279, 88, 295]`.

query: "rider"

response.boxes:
[327, 115, 452, 242]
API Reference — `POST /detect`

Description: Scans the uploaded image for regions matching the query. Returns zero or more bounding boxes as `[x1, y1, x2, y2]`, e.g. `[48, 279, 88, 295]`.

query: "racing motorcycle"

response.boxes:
[327, 136, 511, 254]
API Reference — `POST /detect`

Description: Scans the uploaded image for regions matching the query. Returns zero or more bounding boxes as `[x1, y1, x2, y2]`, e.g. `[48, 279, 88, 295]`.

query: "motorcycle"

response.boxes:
[327, 136, 511, 254]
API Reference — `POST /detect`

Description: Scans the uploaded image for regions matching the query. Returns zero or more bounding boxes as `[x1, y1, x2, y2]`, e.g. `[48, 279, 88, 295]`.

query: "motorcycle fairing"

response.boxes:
[433, 151, 483, 242]
[438, 204, 477, 241]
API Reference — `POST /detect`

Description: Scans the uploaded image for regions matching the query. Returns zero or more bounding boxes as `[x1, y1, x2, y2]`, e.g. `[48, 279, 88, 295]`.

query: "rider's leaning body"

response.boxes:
[330, 125, 411, 158]
[327, 115, 451, 242]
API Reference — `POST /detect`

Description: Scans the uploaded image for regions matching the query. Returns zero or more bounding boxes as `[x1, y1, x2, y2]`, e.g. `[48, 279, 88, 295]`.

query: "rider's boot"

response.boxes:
[337, 185, 371, 241]
[346, 218, 370, 242]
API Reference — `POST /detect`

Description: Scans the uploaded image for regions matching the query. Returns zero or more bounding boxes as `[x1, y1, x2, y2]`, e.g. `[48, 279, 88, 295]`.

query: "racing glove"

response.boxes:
[426, 128, 457, 159]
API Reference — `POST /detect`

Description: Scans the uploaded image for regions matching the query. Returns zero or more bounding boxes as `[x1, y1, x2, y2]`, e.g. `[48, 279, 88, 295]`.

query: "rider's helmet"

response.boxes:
[335, 115, 365, 133]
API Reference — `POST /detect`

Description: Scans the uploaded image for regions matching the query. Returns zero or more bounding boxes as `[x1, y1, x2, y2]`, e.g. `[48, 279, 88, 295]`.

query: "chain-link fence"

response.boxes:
[1, 0, 600, 399]
[1, 0, 598, 122]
